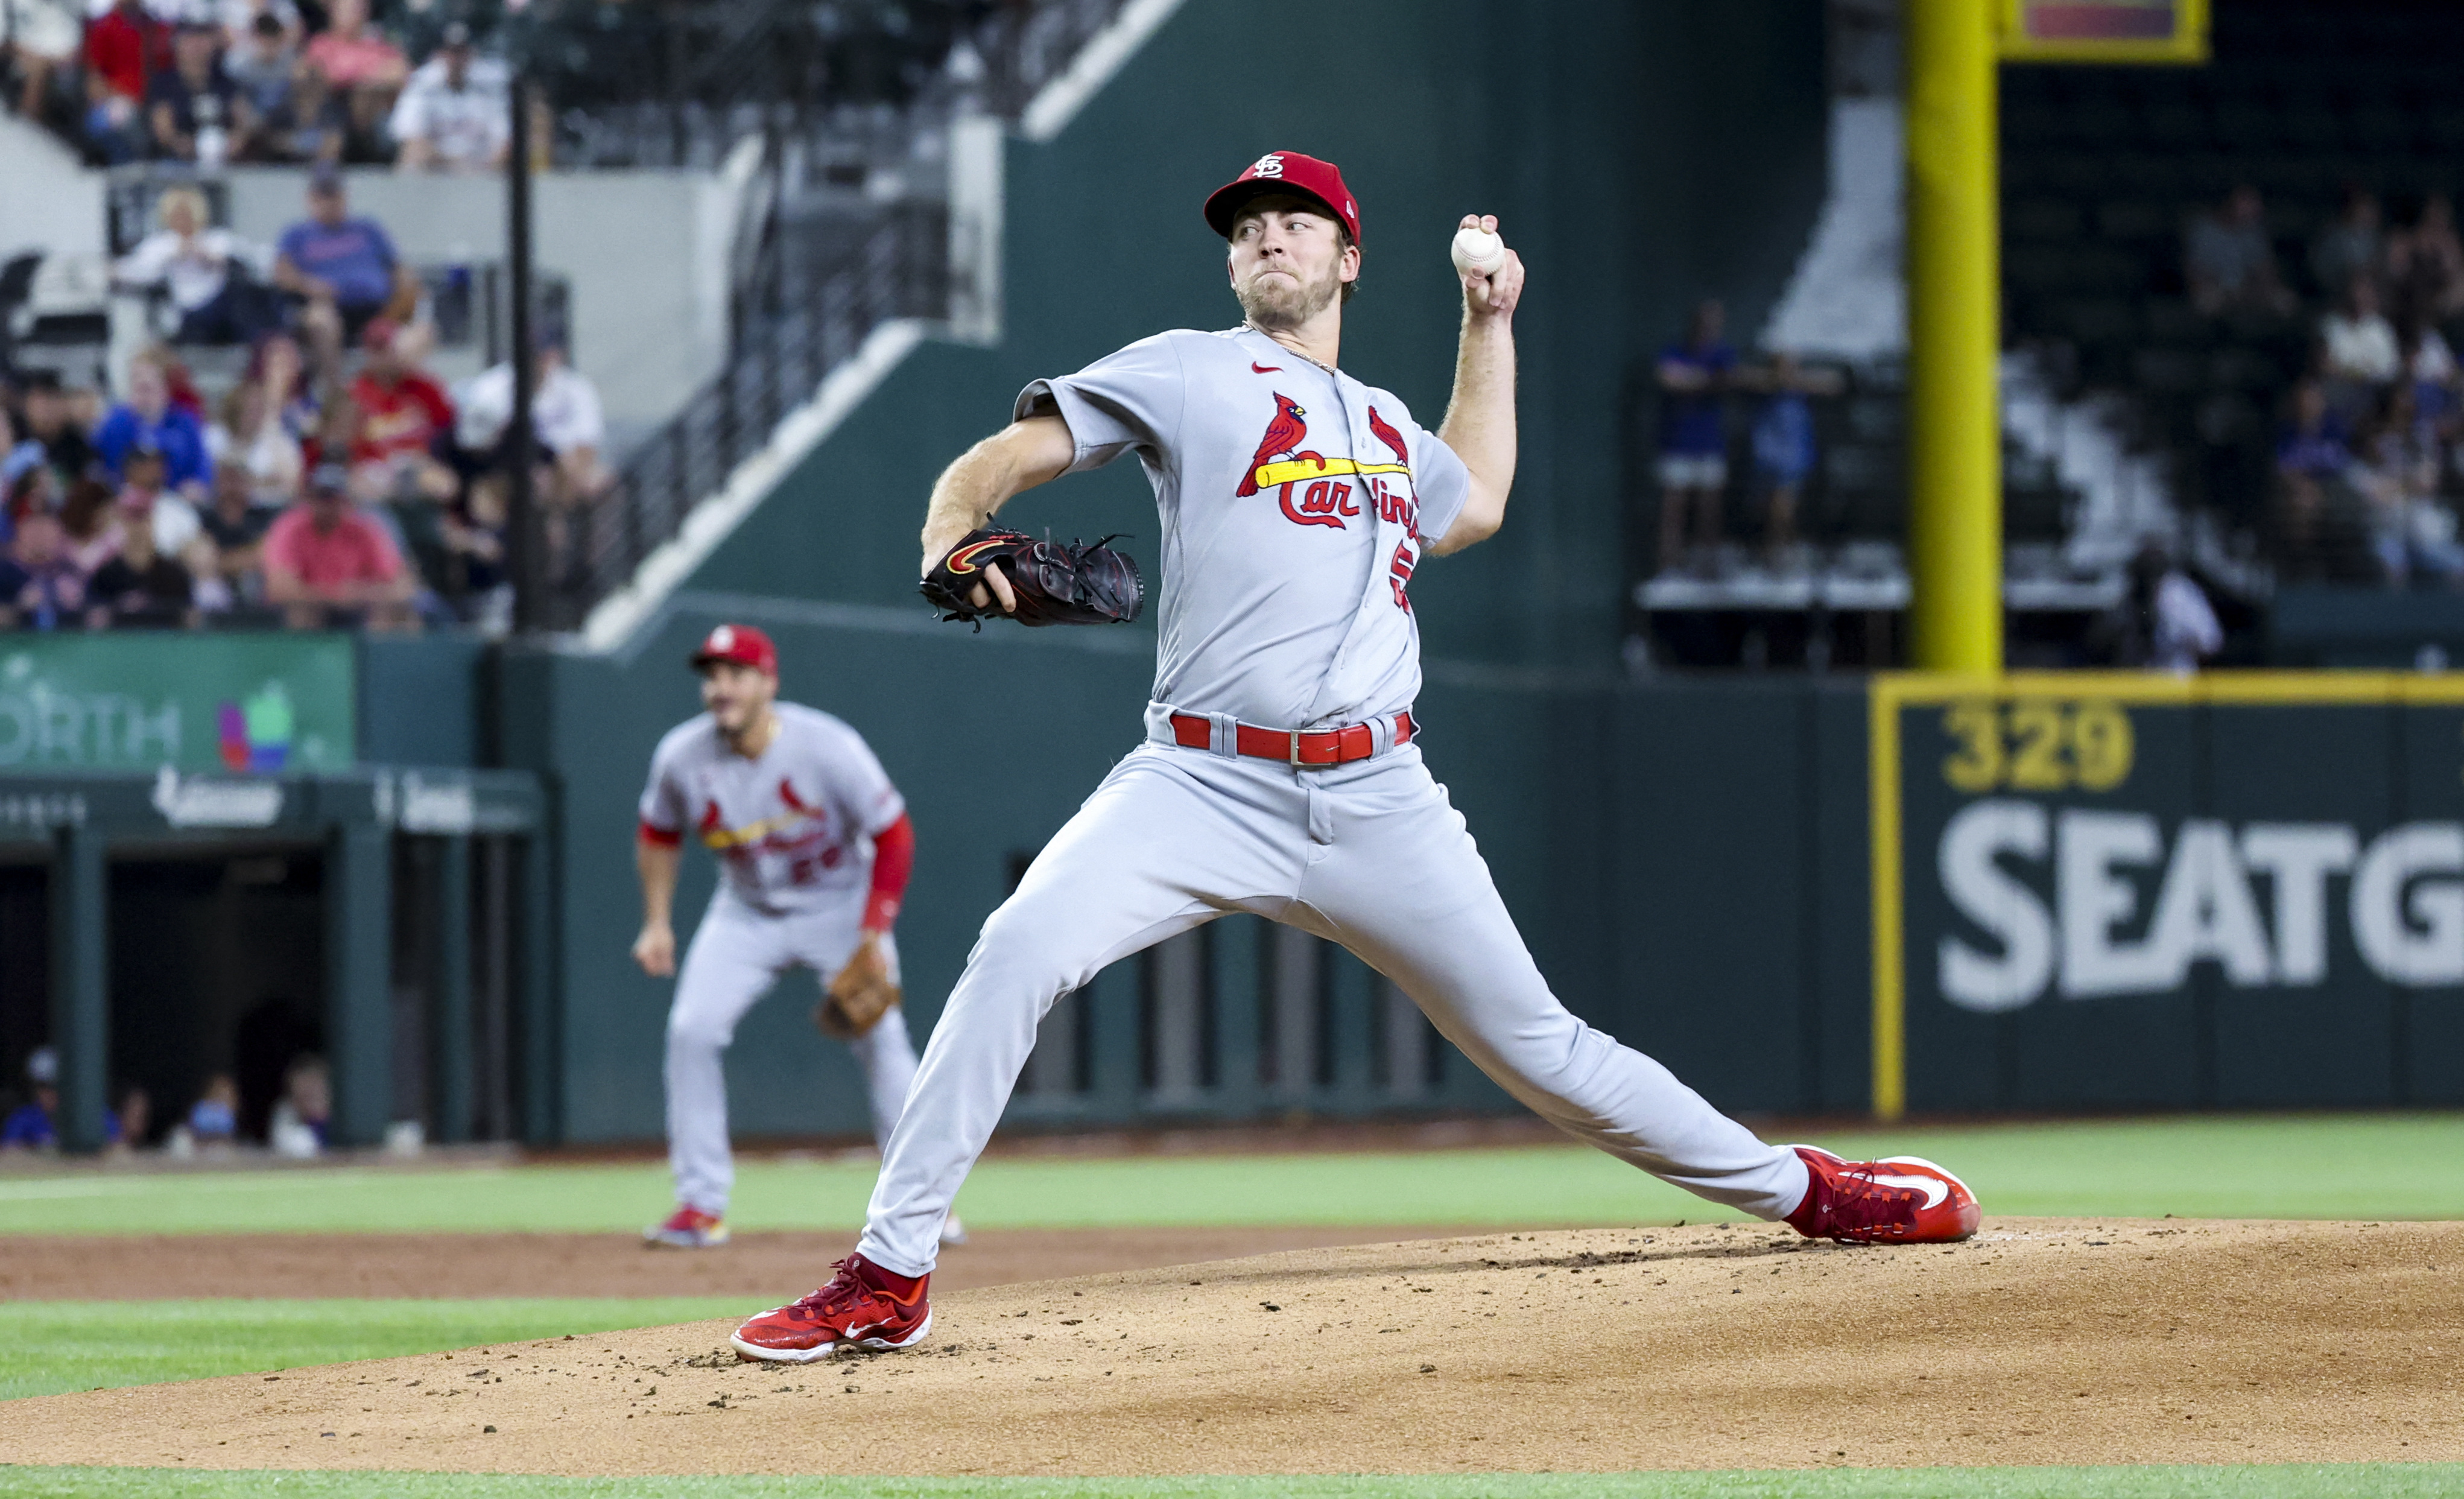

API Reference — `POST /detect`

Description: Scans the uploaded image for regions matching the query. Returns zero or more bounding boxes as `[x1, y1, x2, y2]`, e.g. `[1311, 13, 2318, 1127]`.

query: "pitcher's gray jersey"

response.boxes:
[638, 702, 905, 917]
[854, 324, 1816, 1284]
[1017, 326, 1471, 730]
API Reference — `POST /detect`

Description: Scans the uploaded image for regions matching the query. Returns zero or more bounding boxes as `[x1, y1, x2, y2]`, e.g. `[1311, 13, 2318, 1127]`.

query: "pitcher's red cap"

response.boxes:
[1204, 151, 1361, 246]
[690, 623, 777, 676]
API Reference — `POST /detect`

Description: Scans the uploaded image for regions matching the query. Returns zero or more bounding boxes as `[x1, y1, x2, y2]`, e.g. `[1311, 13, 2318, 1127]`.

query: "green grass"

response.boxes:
[4, 1115, 2464, 1238]
[1, 1466, 2459, 1498]
[0, 1300, 743, 1402]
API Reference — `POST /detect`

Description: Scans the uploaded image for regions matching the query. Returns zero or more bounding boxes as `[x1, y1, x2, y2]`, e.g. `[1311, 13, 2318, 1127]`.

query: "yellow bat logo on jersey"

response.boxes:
[1249, 456, 1410, 490]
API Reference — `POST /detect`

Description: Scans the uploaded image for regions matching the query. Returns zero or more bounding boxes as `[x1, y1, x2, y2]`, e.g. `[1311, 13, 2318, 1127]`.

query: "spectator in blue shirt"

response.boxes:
[1743, 350, 1844, 573]
[273, 166, 414, 360]
[1655, 299, 1736, 575]
[1, 1048, 125, 1150]
[93, 355, 212, 498]
[0, 1048, 61, 1148]
[2276, 379, 2353, 578]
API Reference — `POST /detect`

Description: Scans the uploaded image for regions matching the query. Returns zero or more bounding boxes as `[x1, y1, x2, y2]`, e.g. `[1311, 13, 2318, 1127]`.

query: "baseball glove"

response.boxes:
[920, 526, 1144, 629]
[816, 936, 900, 1040]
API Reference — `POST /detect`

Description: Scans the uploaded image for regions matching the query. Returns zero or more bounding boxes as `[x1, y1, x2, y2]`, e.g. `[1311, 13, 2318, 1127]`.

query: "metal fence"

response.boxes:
[546, 200, 945, 629]
[534, 0, 1133, 630]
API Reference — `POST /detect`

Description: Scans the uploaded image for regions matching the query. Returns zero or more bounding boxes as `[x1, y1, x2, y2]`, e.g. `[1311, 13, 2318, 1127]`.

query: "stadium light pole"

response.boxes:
[1904, 0, 2002, 673]
[506, 68, 539, 633]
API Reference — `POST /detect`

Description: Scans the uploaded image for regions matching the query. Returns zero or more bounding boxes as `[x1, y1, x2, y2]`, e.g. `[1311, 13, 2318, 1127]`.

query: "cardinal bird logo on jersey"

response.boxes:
[1236, 394, 1316, 497]
[1367, 406, 1410, 466]
[1238, 393, 1359, 530]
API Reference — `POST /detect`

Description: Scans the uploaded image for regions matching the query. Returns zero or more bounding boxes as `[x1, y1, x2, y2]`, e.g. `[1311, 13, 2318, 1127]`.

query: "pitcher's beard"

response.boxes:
[1236, 265, 1341, 329]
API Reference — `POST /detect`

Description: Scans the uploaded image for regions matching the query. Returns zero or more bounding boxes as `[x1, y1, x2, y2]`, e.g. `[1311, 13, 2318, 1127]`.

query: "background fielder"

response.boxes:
[633, 623, 961, 1249]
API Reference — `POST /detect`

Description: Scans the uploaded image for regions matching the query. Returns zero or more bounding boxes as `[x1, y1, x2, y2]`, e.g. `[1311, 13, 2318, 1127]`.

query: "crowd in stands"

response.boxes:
[1, 1045, 331, 1156]
[2189, 183, 2464, 588]
[5, 0, 1009, 170]
[3, 171, 609, 633]
[2, 0, 507, 170]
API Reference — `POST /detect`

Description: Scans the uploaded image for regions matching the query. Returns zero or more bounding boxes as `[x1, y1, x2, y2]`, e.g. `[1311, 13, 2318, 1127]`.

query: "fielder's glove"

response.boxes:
[919, 525, 1144, 629]
[816, 936, 901, 1040]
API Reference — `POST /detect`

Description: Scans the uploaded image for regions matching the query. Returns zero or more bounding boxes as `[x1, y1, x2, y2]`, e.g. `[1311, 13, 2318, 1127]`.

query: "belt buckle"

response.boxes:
[1288, 729, 1305, 769]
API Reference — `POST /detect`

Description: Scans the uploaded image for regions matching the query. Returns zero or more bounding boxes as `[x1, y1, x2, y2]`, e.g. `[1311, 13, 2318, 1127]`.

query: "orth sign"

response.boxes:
[0, 635, 354, 773]
[1872, 673, 2464, 1117]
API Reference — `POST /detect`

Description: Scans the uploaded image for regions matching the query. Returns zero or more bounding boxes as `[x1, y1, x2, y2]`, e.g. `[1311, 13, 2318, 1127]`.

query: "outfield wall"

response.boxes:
[1876, 674, 2464, 1117]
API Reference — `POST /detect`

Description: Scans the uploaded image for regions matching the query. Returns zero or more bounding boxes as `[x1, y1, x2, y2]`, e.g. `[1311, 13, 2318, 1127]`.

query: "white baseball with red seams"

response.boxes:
[848, 319, 1813, 1278]
[1451, 225, 1507, 277]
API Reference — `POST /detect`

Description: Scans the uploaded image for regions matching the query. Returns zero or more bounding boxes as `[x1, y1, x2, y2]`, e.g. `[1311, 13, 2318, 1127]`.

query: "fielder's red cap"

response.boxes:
[1204, 151, 1361, 246]
[689, 623, 778, 676]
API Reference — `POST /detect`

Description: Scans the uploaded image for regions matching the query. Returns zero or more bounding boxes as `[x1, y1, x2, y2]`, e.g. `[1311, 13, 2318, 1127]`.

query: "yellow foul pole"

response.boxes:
[1904, 0, 2001, 672]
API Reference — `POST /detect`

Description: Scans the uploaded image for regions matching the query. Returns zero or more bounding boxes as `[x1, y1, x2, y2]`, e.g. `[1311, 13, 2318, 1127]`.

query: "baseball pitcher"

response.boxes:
[730, 152, 1974, 1360]
[635, 623, 962, 1249]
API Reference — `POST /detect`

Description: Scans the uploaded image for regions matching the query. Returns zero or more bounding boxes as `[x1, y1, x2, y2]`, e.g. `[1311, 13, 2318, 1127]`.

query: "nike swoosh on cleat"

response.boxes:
[1870, 1173, 1949, 1209]
[1252, 363, 1282, 373]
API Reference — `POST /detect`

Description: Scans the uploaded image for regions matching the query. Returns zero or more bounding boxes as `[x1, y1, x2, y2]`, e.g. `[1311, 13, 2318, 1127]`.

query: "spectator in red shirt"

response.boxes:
[83, 0, 169, 163]
[300, 0, 406, 143]
[346, 317, 456, 502]
[262, 462, 415, 629]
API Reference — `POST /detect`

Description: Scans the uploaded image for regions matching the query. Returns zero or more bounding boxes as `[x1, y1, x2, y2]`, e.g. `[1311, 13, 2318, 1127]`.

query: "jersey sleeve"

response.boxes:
[1411, 425, 1475, 549]
[820, 721, 906, 838]
[1012, 332, 1187, 474]
[636, 733, 689, 845]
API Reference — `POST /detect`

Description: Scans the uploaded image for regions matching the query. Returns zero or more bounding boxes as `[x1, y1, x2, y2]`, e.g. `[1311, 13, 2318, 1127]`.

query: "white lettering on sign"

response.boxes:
[1937, 799, 2053, 1012]
[2057, 809, 2168, 997]
[2143, 819, 2273, 990]
[0, 793, 89, 832]
[1937, 802, 2464, 1009]
[2238, 824, 2357, 984]
[398, 772, 477, 834]
[150, 767, 282, 829]
[0, 680, 182, 766]
[2351, 824, 2464, 986]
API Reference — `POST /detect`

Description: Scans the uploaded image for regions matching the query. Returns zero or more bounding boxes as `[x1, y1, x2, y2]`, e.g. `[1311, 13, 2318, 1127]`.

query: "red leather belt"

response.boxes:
[1169, 711, 1414, 768]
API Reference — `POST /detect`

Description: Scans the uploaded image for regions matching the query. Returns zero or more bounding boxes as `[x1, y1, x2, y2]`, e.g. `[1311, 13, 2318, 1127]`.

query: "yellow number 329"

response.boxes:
[1942, 699, 2133, 793]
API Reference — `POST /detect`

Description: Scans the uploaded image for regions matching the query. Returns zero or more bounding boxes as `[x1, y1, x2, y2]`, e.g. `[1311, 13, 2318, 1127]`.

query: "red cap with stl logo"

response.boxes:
[1204, 151, 1361, 246]
[689, 623, 778, 676]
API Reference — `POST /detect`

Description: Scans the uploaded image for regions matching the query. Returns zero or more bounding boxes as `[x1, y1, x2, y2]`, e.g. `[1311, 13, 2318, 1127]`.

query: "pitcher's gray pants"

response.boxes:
[666, 891, 916, 1215]
[855, 712, 1809, 1276]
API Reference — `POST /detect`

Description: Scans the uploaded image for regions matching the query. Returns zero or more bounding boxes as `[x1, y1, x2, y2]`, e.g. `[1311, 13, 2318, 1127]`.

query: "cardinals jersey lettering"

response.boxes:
[639, 703, 905, 916]
[1016, 327, 1471, 731]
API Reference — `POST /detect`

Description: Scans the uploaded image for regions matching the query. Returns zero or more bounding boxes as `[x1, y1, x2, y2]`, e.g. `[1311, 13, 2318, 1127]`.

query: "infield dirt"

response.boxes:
[5, 1218, 2460, 1477]
[0, 1226, 1478, 1301]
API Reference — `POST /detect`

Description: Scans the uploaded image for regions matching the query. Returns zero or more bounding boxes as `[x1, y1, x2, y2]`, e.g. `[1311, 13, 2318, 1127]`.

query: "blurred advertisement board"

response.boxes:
[1874, 673, 2464, 1115]
[0, 635, 355, 774]
[2000, 0, 2208, 63]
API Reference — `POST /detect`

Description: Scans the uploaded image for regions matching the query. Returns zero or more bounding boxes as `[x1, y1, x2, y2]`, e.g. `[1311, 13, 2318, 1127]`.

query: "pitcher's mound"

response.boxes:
[7, 1219, 2461, 1477]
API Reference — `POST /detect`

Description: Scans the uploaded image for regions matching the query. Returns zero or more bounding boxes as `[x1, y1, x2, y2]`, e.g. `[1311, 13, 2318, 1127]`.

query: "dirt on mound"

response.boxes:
[5, 1219, 2460, 1477]
[0, 1226, 1480, 1302]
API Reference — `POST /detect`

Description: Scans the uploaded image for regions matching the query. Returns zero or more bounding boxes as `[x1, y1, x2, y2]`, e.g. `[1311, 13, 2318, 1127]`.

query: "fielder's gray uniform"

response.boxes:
[641, 703, 919, 1215]
[857, 326, 1809, 1275]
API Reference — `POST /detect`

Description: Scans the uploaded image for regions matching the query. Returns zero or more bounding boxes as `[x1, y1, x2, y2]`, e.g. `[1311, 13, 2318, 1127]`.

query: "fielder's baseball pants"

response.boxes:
[667, 890, 916, 1215]
[856, 706, 1811, 1276]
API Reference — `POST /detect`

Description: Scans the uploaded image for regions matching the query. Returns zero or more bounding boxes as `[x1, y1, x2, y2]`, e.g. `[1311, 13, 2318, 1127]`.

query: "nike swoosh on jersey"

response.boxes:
[1869, 1172, 1949, 1209]
[1252, 362, 1282, 373]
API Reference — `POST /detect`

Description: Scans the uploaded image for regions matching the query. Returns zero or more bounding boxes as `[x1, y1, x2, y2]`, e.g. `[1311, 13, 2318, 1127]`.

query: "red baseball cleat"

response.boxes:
[1784, 1146, 1980, 1244]
[643, 1205, 729, 1249]
[730, 1254, 931, 1364]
